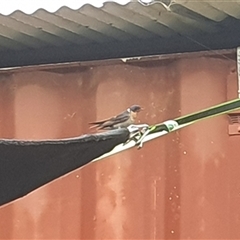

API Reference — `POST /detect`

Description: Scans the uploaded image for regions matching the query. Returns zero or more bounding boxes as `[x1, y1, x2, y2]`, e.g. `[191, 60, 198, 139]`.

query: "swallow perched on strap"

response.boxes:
[89, 105, 143, 130]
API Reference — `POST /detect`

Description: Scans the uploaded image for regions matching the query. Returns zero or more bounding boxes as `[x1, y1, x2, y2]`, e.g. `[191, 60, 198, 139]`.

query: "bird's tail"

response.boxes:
[89, 118, 109, 129]
[89, 121, 106, 130]
[89, 123, 99, 129]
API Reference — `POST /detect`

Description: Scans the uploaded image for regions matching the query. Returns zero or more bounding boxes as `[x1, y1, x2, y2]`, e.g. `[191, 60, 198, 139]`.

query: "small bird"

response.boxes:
[89, 105, 143, 130]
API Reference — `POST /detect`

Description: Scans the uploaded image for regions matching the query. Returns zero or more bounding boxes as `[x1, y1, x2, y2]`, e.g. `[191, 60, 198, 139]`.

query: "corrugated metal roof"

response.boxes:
[0, 0, 240, 67]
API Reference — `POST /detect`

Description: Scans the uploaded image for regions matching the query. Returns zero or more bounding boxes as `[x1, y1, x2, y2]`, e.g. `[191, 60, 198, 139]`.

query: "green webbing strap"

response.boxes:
[149, 98, 240, 135]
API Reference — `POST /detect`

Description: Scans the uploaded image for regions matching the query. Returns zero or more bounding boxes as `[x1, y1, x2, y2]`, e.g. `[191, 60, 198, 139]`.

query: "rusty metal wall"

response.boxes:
[0, 53, 240, 239]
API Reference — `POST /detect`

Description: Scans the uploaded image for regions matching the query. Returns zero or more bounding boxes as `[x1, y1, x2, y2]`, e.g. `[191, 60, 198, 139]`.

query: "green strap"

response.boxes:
[151, 98, 240, 134]
[177, 98, 240, 125]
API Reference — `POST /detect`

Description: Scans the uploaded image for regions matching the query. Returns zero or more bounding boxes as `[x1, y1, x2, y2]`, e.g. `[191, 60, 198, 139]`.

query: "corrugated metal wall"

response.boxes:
[0, 53, 240, 239]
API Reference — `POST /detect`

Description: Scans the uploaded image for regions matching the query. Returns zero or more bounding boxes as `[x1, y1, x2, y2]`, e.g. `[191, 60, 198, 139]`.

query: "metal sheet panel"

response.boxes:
[0, 1, 238, 51]
[0, 1, 239, 67]
[0, 51, 240, 239]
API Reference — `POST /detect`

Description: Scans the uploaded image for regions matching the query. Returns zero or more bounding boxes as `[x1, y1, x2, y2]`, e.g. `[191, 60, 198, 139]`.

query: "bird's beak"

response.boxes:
[140, 107, 144, 111]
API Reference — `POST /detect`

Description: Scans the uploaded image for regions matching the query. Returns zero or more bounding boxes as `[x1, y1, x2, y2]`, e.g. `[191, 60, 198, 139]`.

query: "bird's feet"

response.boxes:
[126, 120, 179, 149]
[125, 124, 150, 148]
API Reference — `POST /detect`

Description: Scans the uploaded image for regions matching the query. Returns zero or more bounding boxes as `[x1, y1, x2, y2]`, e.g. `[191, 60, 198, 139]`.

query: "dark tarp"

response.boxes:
[0, 129, 129, 206]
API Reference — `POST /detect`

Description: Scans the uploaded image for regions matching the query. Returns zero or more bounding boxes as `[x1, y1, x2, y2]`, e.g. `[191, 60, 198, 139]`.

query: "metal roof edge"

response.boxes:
[0, 48, 235, 74]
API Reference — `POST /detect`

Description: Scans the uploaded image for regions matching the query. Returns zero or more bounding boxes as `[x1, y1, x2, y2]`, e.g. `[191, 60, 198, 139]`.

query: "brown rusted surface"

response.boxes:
[0, 53, 240, 239]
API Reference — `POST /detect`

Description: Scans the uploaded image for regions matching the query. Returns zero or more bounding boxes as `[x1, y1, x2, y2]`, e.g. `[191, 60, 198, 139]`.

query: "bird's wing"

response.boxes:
[105, 112, 129, 125]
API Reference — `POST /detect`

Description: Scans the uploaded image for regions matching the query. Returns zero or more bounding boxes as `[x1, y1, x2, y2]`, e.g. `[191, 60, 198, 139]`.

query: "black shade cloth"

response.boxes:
[0, 129, 129, 206]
